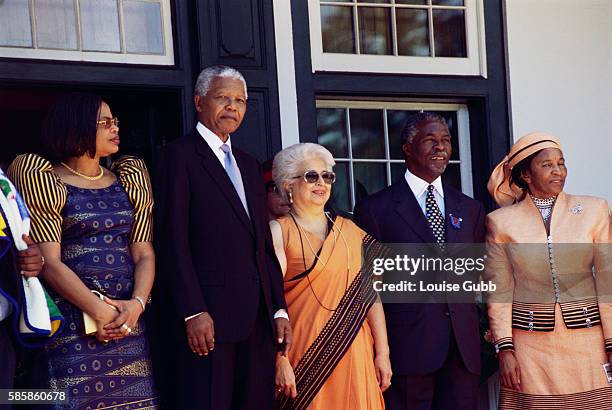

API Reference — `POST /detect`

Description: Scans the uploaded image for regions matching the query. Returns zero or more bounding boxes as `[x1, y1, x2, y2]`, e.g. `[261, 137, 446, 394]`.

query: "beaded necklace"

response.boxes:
[289, 211, 350, 312]
[530, 194, 557, 222]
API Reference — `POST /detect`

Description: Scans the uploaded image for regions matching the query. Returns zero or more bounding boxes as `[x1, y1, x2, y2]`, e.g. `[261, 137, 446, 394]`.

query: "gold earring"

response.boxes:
[288, 191, 293, 204]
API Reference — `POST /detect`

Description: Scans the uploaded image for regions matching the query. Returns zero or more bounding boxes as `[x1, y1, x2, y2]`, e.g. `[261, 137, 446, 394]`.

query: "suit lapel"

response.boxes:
[516, 194, 549, 242]
[392, 181, 437, 243]
[191, 131, 254, 236]
[549, 191, 568, 240]
[234, 149, 261, 238]
[443, 183, 461, 244]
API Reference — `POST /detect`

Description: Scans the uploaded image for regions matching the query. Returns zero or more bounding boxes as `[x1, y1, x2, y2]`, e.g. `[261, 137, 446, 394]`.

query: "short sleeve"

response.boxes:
[112, 156, 154, 243]
[6, 154, 66, 243]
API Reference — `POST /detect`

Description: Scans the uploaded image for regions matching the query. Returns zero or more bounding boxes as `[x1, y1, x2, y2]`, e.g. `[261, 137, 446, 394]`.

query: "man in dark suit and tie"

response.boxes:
[354, 112, 484, 410]
[159, 65, 291, 409]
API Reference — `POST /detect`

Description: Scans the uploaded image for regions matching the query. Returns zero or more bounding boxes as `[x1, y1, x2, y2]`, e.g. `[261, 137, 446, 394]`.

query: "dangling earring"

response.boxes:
[288, 190, 293, 204]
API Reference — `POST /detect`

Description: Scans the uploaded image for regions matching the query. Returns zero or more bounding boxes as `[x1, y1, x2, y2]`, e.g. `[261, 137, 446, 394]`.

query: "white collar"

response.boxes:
[404, 168, 444, 199]
[196, 122, 232, 152]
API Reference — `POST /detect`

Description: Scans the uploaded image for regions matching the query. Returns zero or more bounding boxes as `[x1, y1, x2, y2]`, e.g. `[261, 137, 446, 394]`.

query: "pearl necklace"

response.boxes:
[530, 194, 557, 222]
[60, 162, 104, 181]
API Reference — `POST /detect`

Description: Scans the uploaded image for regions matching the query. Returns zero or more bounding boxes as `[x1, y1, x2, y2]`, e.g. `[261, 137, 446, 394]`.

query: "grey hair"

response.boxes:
[194, 65, 248, 98]
[400, 112, 449, 145]
[272, 143, 336, 201]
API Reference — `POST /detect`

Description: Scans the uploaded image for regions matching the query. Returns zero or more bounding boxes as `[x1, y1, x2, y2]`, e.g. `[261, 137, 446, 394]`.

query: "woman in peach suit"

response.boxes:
[270, 143, 391, 410]
[485, 132, 612, 409]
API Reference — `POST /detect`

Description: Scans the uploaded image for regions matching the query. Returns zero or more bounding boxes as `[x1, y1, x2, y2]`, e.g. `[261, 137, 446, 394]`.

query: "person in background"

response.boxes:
[263, 159, 291, 221]
[0, 227, 43, 392]
[354, 112, 484, 410]
[485, 132, 612, 409]
[8, 92, 158, 409]
[271, 142, 391, 409]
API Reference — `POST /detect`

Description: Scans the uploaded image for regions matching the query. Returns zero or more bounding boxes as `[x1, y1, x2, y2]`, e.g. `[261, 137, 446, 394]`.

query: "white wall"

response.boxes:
[505, 0, 612, 201]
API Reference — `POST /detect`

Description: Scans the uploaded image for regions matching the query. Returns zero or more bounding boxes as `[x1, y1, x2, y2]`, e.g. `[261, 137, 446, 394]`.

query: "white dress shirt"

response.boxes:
[197, 122, 234, 169]
[185, 123, 288, 322]
[404, 168, 445, 217]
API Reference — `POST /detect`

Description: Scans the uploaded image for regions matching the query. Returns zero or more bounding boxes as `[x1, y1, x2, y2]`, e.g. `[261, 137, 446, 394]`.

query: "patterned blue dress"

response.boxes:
[7, 155, 158, 410]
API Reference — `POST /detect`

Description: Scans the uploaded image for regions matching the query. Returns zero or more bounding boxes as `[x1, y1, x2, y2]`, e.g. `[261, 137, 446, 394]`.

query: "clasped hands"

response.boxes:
[94, 296, 144, 343]
[186, 314, 292, 357]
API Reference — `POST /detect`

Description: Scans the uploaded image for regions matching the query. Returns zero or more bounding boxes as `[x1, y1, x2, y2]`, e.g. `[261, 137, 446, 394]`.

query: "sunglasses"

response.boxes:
[97, 117, 119, 129]
[293, 170, 336, 185]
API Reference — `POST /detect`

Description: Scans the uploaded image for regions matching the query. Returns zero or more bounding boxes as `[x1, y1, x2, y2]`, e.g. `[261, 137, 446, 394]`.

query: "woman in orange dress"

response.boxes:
[270, 143, 391, 410]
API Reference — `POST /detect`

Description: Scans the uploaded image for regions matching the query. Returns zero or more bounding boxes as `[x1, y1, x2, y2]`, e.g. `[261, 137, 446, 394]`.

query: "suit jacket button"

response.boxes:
[444, 311, 450, 317]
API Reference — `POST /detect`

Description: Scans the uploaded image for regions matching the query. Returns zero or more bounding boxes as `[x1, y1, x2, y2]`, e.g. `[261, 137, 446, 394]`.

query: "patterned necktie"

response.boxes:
[425, 185, 446, 244]
[220, 144, 250, 218]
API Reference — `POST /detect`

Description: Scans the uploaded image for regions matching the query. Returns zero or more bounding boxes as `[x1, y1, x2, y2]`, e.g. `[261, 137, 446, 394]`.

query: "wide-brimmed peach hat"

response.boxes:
[487, 132, 562, 207]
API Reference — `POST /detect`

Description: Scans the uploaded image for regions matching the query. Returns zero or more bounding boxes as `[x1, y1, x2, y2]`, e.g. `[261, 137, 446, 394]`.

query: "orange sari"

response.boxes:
[276, 215, 385, 410]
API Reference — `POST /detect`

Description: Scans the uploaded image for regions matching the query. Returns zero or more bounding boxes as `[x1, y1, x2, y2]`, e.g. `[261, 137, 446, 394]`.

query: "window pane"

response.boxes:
[328, 162, 351, 214]
[433, 9, 466, 57]
[317, 108, 348, 158]
[80, 0, 120, 52]
[321, 6, 355, 54]
[390, 162, 406, 184]
[358, 7, 392, 55]
[443, 163, 461, 190]
[357, 0, 390, 3]
[34, 0, 77, 50]
[123, 0, 164, 54]
[354, 162, 386, 205]
[396, 0, 427, 4]
[0, 0, 32, 47]
[387, 110, 416, 160]
[432, 0, 464, 5]
[396, 9, 430, 56]
[350, 109, 385, 159]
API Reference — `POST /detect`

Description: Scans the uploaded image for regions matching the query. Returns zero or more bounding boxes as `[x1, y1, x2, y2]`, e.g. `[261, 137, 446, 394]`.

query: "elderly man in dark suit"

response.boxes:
[159, 65, 291, 410]
[354, 112, 484, 410]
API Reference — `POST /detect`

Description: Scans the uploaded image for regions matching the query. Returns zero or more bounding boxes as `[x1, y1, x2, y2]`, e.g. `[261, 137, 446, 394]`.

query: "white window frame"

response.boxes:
[308, 0, 487, 77]
[0, 0, 174, 65]
[317, 100, 473, 209]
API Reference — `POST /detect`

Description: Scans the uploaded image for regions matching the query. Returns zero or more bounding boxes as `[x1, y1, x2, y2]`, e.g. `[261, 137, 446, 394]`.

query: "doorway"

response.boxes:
[0, 85, 184, 176]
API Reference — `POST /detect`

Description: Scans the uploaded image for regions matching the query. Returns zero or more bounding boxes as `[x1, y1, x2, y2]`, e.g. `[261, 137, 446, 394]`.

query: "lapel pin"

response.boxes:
[449, 213, 462, 229]
[570, 203, 583, 215]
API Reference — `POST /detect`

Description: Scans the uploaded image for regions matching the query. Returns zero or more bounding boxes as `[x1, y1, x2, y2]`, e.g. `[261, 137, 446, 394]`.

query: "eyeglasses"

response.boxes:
[97, 117, 119, 129]
[293, 170, 336, 185]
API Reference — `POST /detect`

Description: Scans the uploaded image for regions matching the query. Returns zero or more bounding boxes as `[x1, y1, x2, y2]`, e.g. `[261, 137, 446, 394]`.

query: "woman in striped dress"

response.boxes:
[8, 93, 158, 410]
